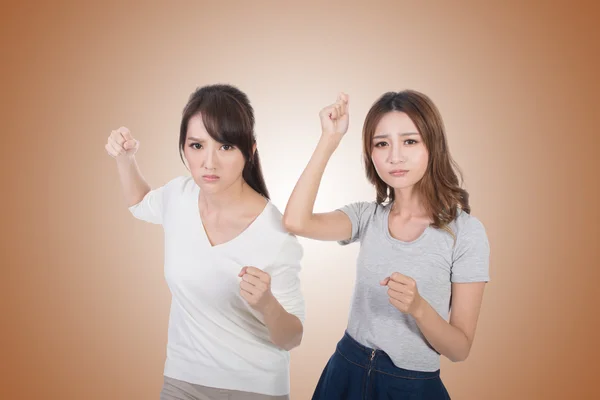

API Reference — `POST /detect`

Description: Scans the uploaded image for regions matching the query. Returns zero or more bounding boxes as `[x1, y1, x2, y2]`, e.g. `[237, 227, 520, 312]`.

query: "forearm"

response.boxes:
[262, 299, 303, 351]
[116, 156, 151, 207]
[413, 300, 471, 362]
[283, 135, 340, 229]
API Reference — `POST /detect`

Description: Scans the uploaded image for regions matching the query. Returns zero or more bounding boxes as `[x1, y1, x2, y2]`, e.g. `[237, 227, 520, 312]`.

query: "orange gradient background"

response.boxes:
[1, 1, 598, 399]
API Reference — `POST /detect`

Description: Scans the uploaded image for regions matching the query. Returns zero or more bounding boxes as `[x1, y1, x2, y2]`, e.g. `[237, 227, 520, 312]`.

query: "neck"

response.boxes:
[200, 177, 247, 214]
[391, 186, 427, 218]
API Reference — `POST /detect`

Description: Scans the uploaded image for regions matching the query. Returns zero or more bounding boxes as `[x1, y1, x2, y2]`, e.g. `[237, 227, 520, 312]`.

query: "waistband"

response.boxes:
[336, 331, 440, 380]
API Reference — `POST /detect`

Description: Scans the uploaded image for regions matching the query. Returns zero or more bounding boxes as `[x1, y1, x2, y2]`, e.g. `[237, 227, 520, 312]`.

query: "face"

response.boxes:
[183, 114, 247, 194]
[370, 111, 429, 191]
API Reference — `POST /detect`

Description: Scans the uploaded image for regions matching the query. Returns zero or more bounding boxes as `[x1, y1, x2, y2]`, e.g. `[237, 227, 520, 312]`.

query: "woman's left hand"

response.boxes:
[380, 272, 424, 318]
[239, 266, 277, 315]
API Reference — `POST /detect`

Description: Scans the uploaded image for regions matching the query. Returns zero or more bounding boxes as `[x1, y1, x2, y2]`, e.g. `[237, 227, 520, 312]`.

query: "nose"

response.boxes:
[387, 142, 406, 164]
[203, 148, 217, 170]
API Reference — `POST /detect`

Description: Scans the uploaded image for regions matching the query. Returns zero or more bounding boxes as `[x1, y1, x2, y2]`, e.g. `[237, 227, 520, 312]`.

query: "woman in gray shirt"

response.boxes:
[283, 90, 490, 399]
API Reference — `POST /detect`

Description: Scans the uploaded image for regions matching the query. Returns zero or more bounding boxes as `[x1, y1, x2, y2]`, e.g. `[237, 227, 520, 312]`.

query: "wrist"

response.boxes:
[261, 295, 283, 319]
[116, 154, 136, 165]
[411, 297, 427, 321]
[318, 134, 342, 152]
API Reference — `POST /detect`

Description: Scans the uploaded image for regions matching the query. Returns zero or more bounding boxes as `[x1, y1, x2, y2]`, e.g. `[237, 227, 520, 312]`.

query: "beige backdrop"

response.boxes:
[1, 1, 598, 399]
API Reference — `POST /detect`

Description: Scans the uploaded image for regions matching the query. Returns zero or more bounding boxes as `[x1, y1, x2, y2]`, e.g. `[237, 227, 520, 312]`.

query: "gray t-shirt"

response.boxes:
[338, 201, 490, 372]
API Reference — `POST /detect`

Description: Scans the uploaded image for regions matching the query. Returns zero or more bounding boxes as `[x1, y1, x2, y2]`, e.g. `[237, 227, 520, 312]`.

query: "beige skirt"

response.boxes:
[160, 376, 290, 400]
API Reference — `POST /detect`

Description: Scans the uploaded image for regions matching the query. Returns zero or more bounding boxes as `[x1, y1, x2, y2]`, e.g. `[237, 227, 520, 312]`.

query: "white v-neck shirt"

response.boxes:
[128, 176, 305, 396]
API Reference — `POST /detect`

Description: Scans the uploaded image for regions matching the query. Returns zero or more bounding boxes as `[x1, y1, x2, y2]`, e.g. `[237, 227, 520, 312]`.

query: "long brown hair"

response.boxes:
[179, 84, 270, 199]
[362, 90, 469, 229]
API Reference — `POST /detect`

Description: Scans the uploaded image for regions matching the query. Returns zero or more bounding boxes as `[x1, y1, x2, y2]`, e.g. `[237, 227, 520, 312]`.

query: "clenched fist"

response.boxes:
[238, 266, 277, 315]
[380, 272, 424, 317]
[319, 92, 349, 137]
[105, 126, 139, 159]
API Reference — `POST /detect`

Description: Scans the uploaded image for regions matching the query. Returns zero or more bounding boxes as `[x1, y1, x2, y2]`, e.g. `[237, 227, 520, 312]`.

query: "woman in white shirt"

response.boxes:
[105, 84, 305, 400]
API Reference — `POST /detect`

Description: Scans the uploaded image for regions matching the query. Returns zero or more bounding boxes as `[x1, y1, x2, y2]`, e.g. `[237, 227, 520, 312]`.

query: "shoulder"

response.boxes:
[339, 200, 387, 220]
[162, 175, 197, 198]
[452, 210, 487, 239]
[261, 202, 304, 257]
[166, 175, 195, 190]
[450, 210, 490, 255]
[261, 201, 296, 239]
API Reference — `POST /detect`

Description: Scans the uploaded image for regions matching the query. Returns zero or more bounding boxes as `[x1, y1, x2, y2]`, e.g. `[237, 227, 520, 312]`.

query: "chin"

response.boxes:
[197, 182, 223, 192]
[387, 182, 421, 194]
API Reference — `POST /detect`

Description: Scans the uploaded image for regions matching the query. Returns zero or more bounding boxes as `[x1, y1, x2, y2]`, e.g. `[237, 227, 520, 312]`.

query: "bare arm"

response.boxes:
[105, 127, 151, 207]
[115, 156, 151, 207]
[239, 266, 303, 350]
[282, 136, 352, 241]
[414, 282, 486, 362]
[382, 274, 486, 362]
[282, 93, 352, 241]
[262, 300, 303, 351]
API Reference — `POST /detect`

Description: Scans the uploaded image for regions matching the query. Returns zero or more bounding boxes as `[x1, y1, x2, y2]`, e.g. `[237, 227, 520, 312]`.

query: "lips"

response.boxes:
[202, 175, 220, 182]
[389, 169, 409, 177]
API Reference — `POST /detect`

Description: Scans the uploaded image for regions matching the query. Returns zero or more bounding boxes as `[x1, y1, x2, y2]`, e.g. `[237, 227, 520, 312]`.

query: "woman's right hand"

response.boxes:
[319, 92, 349, 139]
[105, 126, 139, 159]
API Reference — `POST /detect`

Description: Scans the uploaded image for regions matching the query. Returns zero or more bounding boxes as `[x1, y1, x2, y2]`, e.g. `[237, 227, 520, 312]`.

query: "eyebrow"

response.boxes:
[373, 132, 419, 139]
[187, 136, 233, 146]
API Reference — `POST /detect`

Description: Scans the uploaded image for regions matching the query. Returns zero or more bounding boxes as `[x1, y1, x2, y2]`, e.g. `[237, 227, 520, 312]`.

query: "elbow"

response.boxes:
[280, 331, 303, 351]
[272, 326, 304, 351]
[282, 214, 304, 235]
[280, 341, 299, 352]
[449, 349, 470, 363]
[448, 332, 474, 363]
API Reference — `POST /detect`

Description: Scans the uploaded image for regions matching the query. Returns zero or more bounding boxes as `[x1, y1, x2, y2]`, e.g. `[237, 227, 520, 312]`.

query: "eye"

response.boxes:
[404, 139, 418, 145]
[221, 144, 235, 151]
[189, 143, 202, 149]
[374, 141, 388, 147]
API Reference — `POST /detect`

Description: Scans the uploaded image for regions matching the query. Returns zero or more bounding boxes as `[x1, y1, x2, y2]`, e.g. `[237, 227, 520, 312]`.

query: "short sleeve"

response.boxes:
[451, 216, 491, 283]
[269, 235, 306, 324]
[128, 176, 186, 225]
[336, 201, 376, 246]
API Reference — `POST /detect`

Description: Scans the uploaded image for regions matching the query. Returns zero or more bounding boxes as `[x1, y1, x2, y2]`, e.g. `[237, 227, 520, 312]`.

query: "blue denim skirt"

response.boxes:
[312, 331, 451, 399]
